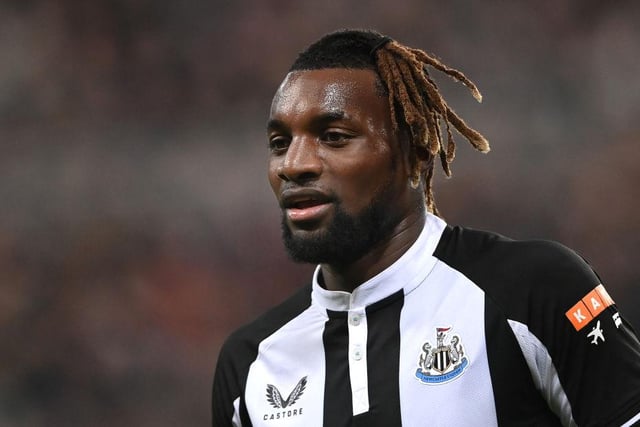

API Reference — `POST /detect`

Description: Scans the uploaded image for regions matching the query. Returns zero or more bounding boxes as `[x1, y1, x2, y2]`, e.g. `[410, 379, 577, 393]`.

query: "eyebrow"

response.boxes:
[266, 110, 346, 131]
[314, 110, 345, 124]
[266, 118, 286, 132]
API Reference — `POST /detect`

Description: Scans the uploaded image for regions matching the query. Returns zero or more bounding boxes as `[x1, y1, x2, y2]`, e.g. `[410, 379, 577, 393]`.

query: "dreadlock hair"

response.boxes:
[289, 29, 490, 216]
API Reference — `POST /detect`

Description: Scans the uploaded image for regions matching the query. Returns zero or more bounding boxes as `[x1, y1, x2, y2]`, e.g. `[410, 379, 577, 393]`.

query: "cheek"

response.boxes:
[267, 160, 281, 193]
[336, 155, 394, 207]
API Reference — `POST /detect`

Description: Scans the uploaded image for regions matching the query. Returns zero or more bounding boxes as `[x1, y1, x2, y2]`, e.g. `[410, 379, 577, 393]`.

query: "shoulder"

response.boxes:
[213, 282, 313, 418]
[213, 287, 311, 426]
[433, 225, 601, 320]
[438, 224, 595, 270]
[218, 283, 313, 366]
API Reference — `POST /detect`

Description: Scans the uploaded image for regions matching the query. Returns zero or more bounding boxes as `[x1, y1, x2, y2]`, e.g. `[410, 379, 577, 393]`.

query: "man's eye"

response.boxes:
[269, 137, 289, 152]
[322, 132, 349, 143]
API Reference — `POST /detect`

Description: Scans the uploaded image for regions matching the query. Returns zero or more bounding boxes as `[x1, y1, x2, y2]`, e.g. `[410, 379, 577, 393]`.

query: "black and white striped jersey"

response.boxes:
[212, 213, 640, 426]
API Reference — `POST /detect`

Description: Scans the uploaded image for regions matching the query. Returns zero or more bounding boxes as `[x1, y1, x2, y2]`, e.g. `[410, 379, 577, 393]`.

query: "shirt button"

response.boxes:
[350, 314, 361, 326]
[353, 345, 363, 361]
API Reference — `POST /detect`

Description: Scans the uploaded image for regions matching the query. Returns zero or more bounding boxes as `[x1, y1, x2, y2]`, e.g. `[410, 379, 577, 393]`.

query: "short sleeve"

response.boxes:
[511, 242, 640, 426]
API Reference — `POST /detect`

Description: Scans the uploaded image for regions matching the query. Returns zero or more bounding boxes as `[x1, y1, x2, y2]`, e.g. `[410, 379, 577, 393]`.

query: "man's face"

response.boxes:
[267, 68, 417, 265]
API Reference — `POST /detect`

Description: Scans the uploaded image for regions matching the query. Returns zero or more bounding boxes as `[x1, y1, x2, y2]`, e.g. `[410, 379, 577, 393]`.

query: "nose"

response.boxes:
[276, 137, 322, 183]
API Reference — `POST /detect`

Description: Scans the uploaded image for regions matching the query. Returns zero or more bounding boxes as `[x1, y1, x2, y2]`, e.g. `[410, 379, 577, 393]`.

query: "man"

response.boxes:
[212, 29, 640, 426]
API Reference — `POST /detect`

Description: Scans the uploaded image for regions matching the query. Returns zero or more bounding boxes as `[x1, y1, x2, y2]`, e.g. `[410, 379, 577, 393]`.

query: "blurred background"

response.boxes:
[1, 0, 638, 425]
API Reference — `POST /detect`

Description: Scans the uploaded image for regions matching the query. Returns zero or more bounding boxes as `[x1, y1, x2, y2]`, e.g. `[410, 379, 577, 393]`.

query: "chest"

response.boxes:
[243, 271, 501, 426]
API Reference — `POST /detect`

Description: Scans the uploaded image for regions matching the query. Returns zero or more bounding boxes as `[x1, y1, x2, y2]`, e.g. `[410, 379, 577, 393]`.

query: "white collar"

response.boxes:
[311, 213, 447, 312]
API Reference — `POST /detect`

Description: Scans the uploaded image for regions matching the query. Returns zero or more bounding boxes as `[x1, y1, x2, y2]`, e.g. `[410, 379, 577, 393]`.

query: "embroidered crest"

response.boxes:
[266, 376, 307, 409]
[415, 326, 469, 384]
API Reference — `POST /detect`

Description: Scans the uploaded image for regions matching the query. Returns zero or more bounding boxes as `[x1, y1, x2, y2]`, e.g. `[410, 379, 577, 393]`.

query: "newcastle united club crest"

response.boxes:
[415, 326, 469, 385]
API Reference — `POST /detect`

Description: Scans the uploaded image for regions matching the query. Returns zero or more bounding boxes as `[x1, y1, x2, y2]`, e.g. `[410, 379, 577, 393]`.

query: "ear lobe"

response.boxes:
[407, 145, 434, 190]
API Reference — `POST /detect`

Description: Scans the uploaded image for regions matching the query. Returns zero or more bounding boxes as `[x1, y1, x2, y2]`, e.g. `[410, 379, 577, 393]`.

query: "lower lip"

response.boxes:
[286, 203, 331, 223]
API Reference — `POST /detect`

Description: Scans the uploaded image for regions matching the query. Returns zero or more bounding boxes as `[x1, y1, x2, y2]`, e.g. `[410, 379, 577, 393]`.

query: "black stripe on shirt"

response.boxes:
[323, 310, 352, 427]
[359, 290, 403, 427]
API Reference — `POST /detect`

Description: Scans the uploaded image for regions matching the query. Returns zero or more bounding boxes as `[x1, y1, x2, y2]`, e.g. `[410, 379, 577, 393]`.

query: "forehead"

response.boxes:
[269, 68, 385, 120]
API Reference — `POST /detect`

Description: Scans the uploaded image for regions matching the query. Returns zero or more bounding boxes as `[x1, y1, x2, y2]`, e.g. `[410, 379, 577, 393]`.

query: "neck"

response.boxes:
[319, 210, 426, 292]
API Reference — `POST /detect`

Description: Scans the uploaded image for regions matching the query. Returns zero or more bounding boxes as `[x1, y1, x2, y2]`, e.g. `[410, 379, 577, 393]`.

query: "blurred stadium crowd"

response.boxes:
[0, 1, 638, 425]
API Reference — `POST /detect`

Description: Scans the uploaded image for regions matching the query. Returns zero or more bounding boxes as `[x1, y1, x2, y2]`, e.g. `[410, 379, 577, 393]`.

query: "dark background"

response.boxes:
[1, 1, 639, 425]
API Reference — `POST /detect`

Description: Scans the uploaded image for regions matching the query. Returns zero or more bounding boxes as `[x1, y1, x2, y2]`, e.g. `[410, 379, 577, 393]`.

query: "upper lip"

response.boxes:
[280, 188, 332, 209]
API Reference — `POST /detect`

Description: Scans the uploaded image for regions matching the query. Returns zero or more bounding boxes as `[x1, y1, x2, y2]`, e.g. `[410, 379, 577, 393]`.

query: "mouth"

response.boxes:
[281, 190, 333, 224]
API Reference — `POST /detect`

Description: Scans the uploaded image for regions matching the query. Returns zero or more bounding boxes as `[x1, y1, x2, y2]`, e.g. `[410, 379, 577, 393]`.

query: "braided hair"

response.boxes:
[290, 29, 489, 216]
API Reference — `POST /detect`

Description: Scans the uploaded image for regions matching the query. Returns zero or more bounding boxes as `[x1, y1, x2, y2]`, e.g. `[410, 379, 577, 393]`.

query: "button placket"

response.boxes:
[347, 308, 369, 415]
[350, 313, 362, 326]
[352, 344, 363, 361]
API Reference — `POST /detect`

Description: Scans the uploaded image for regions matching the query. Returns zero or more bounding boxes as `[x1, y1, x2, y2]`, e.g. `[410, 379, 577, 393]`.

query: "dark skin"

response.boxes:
[267, 68, 428, 293]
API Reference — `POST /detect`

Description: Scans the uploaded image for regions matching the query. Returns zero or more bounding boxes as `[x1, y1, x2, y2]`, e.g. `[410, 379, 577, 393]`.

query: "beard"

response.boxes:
[280, 183, 401, 266]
